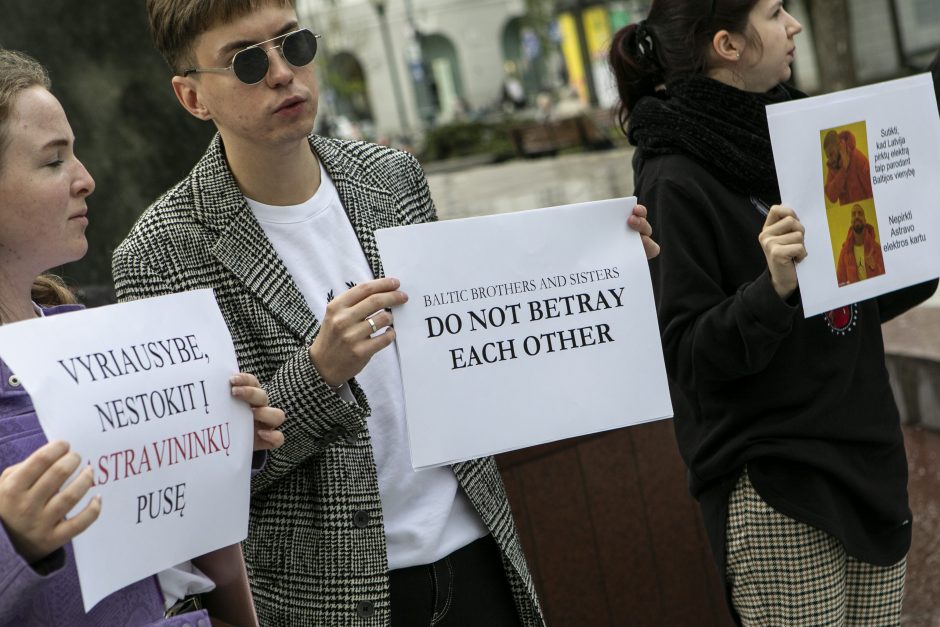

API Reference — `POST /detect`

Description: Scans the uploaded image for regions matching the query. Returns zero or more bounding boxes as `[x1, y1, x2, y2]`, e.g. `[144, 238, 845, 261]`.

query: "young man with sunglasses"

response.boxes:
[111, 1, 546, 625]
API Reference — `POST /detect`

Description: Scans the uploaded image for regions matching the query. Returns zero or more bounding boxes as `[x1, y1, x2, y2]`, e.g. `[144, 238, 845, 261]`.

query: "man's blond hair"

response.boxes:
[147, 0, 295, 75]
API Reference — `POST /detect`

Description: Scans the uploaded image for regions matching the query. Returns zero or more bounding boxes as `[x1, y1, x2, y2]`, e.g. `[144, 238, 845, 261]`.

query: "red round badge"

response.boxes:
[824, 304, 857, 336]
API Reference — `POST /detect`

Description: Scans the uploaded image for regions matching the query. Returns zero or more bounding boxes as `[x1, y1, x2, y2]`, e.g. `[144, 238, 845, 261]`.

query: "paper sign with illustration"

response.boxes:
[0, 289, 252, 611]
[767, 74, 940, 317]
[375, 197, 673, 470]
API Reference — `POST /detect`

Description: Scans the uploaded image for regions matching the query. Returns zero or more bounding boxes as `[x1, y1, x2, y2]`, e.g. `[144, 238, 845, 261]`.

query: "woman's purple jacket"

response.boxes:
[0, 305, 209, 626]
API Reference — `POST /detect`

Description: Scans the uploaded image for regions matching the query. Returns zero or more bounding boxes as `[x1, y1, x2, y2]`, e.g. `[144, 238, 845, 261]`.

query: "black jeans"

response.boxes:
[389, 535, 522, 626]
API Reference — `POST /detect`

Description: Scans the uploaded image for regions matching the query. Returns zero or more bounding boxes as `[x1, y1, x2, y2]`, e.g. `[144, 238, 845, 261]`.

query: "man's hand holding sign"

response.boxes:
[307, 277, 406, 389]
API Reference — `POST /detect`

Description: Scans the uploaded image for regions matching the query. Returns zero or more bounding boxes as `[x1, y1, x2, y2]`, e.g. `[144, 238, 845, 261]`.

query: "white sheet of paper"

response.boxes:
[767, 74, 940, 317]
[0, 289, 252, 611]
[376, 197, 673, 469]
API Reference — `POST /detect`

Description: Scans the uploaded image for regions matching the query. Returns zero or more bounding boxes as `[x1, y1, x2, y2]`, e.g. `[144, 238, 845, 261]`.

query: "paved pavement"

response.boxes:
[426, 147, 635, 221]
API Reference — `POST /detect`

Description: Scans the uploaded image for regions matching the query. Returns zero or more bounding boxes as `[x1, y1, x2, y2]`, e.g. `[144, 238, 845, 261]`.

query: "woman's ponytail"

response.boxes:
[608, 0, 759, 131]
[609, 21, 664, 133]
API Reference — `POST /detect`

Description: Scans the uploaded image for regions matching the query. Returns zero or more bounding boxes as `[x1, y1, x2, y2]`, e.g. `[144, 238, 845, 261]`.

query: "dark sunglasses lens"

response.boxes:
[233, 47, 270, 84]
[283, 30, 317, 67]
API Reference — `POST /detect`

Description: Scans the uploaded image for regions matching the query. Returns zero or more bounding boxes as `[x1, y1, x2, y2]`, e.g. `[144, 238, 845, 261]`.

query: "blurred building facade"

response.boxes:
[297, 0, 940, 141]
[297, 0, 655, 140]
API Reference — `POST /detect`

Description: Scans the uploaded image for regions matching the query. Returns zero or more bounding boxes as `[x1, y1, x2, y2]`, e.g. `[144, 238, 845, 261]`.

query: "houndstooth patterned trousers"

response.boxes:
[726, 469, 906, 626]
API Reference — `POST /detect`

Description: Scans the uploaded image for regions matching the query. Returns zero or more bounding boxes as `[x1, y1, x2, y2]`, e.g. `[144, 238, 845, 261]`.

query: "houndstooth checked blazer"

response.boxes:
[112, 134, 544, 626]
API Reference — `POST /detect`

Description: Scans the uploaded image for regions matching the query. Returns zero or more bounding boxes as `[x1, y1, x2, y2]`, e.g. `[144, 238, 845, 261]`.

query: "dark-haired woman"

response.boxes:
[609, 1, 938, 624]
[0, 48, 284, 625]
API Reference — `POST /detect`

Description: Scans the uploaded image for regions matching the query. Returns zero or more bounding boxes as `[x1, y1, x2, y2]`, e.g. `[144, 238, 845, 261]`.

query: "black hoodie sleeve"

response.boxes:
[643, 169, 799, 388]
[877, 278, 939, 323]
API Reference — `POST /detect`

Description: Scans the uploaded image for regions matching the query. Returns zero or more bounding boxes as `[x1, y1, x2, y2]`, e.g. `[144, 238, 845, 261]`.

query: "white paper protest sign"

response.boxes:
[767, 74, 940, 317]
[0, 289, 252, 611]
[376, 197, 673, 469]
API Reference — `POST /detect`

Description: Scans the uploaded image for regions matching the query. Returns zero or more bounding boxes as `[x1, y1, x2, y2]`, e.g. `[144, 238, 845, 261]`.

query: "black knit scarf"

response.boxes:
[627, 74, 803, 205]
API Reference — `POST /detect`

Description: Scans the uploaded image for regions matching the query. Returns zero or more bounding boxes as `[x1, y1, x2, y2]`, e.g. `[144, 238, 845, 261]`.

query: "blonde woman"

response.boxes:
[0, 48, 283, 625]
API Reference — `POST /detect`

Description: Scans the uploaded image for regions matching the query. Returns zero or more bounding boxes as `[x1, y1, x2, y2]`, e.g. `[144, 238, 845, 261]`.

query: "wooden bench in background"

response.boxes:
[509, 113, 614, 158]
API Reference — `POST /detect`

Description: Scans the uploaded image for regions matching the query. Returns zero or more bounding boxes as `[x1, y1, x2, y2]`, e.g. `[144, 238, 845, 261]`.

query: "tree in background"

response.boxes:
[0, 1, 214, 299]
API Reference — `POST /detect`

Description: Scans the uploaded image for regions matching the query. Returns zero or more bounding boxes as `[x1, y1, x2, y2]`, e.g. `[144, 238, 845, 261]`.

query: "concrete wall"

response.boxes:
[850, 0, 902, 82]
[790, 0, 933, 92]
[798, 0, 940, 89]
[884, 307, 940, 431]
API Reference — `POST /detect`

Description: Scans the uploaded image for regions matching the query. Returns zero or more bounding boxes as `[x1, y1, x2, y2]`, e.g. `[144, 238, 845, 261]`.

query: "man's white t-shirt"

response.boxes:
[246, 162, 488, 569]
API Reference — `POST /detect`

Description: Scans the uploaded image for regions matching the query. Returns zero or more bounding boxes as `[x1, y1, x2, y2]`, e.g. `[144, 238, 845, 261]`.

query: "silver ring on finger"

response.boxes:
[367, 317, 377, 334]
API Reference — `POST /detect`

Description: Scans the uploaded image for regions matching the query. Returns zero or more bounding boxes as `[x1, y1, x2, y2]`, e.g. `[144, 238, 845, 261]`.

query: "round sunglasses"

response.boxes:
[184, 28, 321, 85]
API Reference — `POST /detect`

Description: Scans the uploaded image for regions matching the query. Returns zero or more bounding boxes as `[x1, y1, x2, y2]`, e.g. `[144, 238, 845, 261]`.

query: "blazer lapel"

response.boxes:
[191, 136, 318, 344]
[312, 136, 402, 281]
[189, 135, 406, 343]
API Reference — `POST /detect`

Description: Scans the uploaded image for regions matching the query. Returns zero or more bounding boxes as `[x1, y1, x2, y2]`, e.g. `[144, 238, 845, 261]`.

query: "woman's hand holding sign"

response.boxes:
[759, 205, 808, 299]
[0, 375, 282, 566]
[0, 440, 100, 564]
[231, 373, 286, 450]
